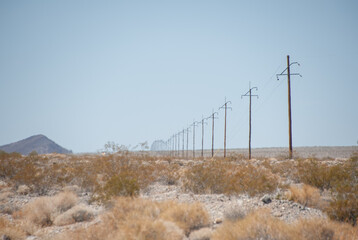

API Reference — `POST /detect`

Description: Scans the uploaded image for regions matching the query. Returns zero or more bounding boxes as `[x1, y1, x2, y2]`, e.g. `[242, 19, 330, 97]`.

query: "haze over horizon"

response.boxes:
[1, 1, 357, 153]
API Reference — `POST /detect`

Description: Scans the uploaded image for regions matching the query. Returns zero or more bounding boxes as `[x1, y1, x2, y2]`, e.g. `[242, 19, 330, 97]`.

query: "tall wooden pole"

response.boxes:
[186, 127, 189, 159]
[219, 100, 231, 158]
[193, 122, 196, 159]
[182, 129, 185, 158]
[211, 114, 214, 157]
[249, 88, 252, 159]
[242, 85, 258, 160]
[178, 132, 180, 157]
[224, 103, 227, 158]
[201, 118, 204, 158]
[287, 55, 293, 159]
[276, 55, 300, 159]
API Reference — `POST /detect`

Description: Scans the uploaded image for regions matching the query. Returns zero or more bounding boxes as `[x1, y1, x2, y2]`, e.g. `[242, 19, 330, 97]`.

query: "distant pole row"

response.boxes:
[163, 55, 301, 159]
[165, 99, 231, 159]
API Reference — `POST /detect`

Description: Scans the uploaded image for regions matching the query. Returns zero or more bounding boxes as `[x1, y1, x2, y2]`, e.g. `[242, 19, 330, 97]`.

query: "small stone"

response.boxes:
[214, 218, 222, 224]
[2, 235, 11, 240]
[262, 196, 272, 204]
[17, 185, 30, 195]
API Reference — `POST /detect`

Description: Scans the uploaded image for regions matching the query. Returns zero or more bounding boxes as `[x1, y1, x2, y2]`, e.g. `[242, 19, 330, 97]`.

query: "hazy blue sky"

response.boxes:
[1, 0, 357, 153]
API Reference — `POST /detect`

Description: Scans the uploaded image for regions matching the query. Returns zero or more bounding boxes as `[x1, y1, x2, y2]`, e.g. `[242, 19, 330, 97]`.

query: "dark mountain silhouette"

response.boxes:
[0, 134, 72, 155]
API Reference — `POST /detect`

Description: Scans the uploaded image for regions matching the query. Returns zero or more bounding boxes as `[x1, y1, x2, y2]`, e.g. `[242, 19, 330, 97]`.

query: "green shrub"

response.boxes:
[296, 159, 348, 191]
[102, 171, 140, 199]
[327, 155, 358, 226]
[183, 160, 279, 196]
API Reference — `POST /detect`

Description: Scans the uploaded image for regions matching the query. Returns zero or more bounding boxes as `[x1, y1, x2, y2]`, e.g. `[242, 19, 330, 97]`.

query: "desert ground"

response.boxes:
[1, 146, 357, 240]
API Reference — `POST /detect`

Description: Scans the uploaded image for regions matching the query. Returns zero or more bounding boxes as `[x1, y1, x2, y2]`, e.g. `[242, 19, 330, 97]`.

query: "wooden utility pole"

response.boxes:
[242, 83, 258, 159]
[209, 111, 218, 157]
[178, 131, 180, 157]
[200, 116, 208, 158]
[182, 129, 185, 158]
[192, 121, 197, 159]
[277, 55, 301, 159]
[172, 135, 174, 156]
[186, 127, 190, 159]
[174, 134, 177, 156]
[201, 118, 204, 157]
[219, 99, 232, 158]
[287, 56, 293, 158]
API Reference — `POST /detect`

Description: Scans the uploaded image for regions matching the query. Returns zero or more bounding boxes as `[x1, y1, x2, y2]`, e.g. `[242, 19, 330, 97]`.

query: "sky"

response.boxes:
[0, 0, 357, 153]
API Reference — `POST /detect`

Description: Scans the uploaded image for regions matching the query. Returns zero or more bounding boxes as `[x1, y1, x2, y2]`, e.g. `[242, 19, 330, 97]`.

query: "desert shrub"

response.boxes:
[161, 201, 210, 235]
[183, 160, 279, 196]
[0, 217, 26, 240]
[55, 197, 209, 240]
[0, 154, 21, 179]
[183, 160, 230, 194]
[296, 218, 358, 240]
[327, 155, 358, 226]
[189, 227, 213, 240]
[296, 159, 348, 191]
[101, 171, 140, 199]
[0, 191, 13, 202]
[16, 196, 54, 227]
[212, 209, 358, 240]
[156, 162, 180, 185]
[287, 184, 321, 208]
[15, 191, 78, 227]
[223, 206, 247, 222]
[0, 150, 21, 161]
[234, 164, 279, 196]
[28, 150, 38, 157]
[212, 209, 291, 240]
[1, 152, 165, 196]
[54, 203, 94, 226]
[266, 160, 297, 180]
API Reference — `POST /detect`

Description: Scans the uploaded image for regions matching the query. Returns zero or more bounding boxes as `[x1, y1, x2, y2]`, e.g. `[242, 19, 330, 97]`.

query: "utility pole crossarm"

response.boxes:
[276, 61, 302, 80]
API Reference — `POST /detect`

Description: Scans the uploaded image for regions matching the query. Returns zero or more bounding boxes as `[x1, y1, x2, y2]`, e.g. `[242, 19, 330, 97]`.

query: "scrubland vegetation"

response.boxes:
[0, 150, 357, 239]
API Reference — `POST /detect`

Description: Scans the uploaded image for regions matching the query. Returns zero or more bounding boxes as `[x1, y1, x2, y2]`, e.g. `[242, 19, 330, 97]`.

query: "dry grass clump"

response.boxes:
[287, 184, 322, 209]
[160, 201, 210, 235]
[223, 206, 247, 222]
[0, 191, 13, 202]
[189, 227, 213, 240]
[0, 217, 26, 240]
[57, 197, 210, 239]
[15, 191, 78, 227]
[212, 208, 358, 240]
[296, 218, 358, 240]
[212, 209, 290, 240]
[54, 203, 94, 226]
[183, 160, 279, 196]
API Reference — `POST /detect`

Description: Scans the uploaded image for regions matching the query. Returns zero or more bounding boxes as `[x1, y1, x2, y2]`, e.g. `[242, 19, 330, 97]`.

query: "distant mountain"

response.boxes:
[0, 134, 72, 155]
